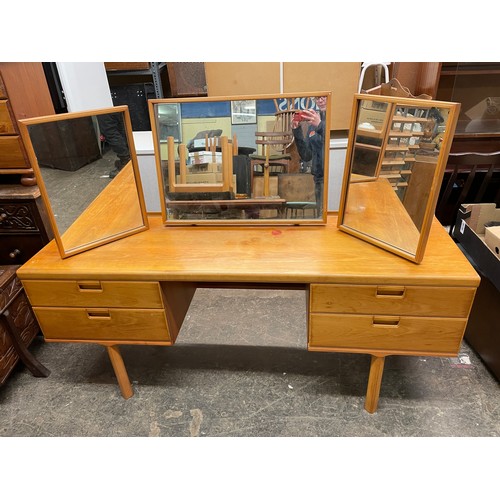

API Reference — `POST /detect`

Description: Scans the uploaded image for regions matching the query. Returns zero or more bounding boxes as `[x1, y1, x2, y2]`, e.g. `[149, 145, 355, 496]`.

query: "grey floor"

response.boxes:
[1, 287, 499, 438]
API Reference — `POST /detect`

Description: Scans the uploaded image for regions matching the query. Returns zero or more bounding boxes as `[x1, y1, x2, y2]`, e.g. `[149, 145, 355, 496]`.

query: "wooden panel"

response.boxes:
[24, 280, 163, 308]
[205, 62, 281, 96]
[309, 313, 466, 353]
[0, 136, 27, 167]
[310, 284, 475, 317]
[283, 62, 361, 130]
[166, 62, 207, 97]
[105, 62, 151, 71]
[0, 74, 6, 98]
[0, 100, 16, 134]
[0, 63, 54, 121]
[34, 307, 171, 342]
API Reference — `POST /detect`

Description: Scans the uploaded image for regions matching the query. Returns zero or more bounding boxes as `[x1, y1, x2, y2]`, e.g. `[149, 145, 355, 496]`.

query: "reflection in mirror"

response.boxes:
[149, 93, 331, 225]
[19, 106, 148, 258]
[338, 95, 459, 263]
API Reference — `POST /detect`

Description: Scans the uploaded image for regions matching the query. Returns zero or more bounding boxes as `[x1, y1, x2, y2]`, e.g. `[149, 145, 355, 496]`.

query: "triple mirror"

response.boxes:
[148, 92, 331, 225]
[338, 94, 460, 263]
[19, 106, 149, 258]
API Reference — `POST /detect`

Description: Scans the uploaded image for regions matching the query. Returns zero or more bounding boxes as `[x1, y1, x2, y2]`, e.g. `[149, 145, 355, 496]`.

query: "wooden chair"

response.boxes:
[250, 131, 294, 198]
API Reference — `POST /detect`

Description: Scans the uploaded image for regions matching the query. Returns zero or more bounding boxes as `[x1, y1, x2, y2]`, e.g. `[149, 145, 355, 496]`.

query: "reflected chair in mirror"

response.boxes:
[250, 131, 293, 198]
[166, 135, 235, 194]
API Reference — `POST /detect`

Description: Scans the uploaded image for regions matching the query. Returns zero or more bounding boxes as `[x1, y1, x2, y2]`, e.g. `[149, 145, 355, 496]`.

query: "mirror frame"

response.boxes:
[18, 105, 149, 258]
[148, 92, 331, 226]
[337, 93, 460, 263]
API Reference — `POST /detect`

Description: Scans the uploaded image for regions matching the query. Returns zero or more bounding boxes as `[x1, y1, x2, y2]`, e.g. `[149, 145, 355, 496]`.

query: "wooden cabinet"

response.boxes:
[309, 284, 475, 354]
[0, 63, 55, 186]
[23, 279, 195, 344]
[205, 62, 361, 131]
[393, 62, 500, 225]
[0, 265, 40, 384]
[0, 185, 54, 265]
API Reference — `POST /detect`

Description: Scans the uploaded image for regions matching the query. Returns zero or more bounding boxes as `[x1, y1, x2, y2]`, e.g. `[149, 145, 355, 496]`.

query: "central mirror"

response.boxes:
[19, 106, 149, 258]
[149, 92, 331, 225]
[338, 94, 460, 263]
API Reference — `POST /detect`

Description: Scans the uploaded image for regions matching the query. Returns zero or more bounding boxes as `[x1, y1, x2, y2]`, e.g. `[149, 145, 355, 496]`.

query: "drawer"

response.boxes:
[0, 100, 16, 134]
[23, 280, 164, 308]
[309, 313, 467, 354]
[33, 307, 171, 342]
[0, 200, 39, 232]
[0, 235, 46, 265]
[0, 136, 27, 168]
[310, 284, 475, 318]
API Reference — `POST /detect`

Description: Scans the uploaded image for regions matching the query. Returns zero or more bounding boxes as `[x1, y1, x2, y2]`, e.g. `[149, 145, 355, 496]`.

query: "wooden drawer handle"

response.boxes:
[375, 286, 405, 298]
[372, 316, 400, 327]
[78, 281, 103, 292]
[86, 309, 111, 319]
[9, 249, 21, 259]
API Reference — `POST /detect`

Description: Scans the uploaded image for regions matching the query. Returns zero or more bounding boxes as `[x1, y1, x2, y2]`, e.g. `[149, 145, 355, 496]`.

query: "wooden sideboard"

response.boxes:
[17, 212, 479, 413]
[0, 63, 55, 185]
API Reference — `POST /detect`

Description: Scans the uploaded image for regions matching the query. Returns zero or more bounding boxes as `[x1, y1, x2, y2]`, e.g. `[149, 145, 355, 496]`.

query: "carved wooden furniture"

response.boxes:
[17, 208, 479, 413]
[1, 265, 49, 385]
[0, 185, 54, 265]
[0, 63, 55, 186]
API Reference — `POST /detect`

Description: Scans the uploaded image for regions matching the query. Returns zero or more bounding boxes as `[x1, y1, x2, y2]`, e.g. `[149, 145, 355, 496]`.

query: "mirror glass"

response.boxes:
[149, 92, 331, 225]
[338, 95, 459, 263]
[19, 106, 148, 258]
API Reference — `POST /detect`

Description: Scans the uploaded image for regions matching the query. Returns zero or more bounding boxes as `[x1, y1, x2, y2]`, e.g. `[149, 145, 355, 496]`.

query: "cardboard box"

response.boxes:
[189, 151, 222, 165]
[188, 162, 221, 173]
[453, 203, 500, 381]
[485, 225, 500, 259]
[177, 173, 237, 186]
[453, 203, 500, 287]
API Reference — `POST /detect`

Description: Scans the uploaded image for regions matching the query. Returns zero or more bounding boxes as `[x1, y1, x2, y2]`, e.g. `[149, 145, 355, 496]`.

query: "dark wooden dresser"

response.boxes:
[1, 265, 49, 384]
[0, 184, 54, 265]
[0, 185, 53, 383]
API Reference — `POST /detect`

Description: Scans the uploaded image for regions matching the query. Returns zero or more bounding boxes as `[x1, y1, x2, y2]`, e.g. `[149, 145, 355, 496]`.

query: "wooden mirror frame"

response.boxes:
[148, 92, 331, 226]
[18, 106, 149, 258]
[337, 94, 460, 263]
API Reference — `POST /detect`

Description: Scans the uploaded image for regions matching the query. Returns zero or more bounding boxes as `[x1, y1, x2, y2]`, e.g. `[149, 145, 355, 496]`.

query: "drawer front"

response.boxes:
[309, 313, 467, 354]
[310, 284, 475, 318]
[0, 136, 27, 168]
[0, 100, 16, 134]
[23, 280, 164, 308]
[0, 234, 45, 265]
[33, 307, 171, 342]
[0, 200, 39, 232]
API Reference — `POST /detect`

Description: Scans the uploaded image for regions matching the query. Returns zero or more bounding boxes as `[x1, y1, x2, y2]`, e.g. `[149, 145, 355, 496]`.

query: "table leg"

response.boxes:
[106, 345, 134, 399]
[1, 310, 50, 378]
[364, 355, 386, 413]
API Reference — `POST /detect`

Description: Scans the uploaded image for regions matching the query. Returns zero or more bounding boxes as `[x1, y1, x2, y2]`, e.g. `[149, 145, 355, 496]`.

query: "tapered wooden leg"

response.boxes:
[106, 345, 134, 399]
[1, 310, 50, 378]
[365, 355, 386, 413]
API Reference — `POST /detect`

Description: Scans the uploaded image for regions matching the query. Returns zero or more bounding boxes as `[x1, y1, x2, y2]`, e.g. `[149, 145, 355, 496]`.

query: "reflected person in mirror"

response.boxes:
[97, 114, 131, 179]
[291, 96, 327, 216]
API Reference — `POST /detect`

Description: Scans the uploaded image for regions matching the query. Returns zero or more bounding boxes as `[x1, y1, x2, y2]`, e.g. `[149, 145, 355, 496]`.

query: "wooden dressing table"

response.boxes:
[17, 213, 479, 413]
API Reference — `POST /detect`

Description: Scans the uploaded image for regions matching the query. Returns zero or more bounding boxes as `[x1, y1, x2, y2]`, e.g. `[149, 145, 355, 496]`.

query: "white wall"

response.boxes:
[328, 137, 348, 212]
[56, 62, 112, 112]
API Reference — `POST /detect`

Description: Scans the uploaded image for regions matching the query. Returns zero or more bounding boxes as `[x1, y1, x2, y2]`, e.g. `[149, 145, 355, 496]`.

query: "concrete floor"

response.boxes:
[1, 288, 499, 438]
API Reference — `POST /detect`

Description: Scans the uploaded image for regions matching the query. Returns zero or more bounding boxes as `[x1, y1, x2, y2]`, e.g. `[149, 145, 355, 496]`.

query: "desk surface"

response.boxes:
[18, 214, 479, 287]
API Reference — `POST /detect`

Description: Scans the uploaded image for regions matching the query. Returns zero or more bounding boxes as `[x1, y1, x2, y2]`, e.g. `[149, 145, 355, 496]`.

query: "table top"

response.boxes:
[18, 214, 479, 287]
